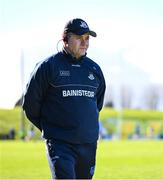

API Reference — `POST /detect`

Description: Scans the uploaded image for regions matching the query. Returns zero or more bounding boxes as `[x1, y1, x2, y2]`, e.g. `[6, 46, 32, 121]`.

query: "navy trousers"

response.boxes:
[45, 139, 97, 179]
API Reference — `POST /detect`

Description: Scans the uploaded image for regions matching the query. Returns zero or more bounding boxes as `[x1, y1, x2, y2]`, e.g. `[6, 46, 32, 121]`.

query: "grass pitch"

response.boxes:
[0, 140, 163, 179]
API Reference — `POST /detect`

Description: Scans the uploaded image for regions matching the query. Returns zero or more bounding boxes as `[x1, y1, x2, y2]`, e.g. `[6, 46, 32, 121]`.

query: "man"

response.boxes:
[22, 18, 106, 179]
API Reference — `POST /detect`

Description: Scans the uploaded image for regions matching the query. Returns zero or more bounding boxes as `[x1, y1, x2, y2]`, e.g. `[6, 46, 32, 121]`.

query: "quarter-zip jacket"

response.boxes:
[22, 50, 106, 144]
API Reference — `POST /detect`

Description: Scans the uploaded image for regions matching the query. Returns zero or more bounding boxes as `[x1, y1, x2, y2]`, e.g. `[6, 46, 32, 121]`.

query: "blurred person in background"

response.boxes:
[26, 125, 35, 141]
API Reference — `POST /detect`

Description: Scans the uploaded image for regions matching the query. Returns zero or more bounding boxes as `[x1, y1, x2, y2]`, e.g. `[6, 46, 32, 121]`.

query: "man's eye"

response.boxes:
[75, 35, 80, 39]
[86, 36, 89, 40]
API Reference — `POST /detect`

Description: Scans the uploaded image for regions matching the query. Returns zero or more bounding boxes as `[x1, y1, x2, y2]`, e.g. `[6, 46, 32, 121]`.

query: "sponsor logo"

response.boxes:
[59, 70, 70, 76]
[62, 90, 95, 98]
[88, 73, 95, 80]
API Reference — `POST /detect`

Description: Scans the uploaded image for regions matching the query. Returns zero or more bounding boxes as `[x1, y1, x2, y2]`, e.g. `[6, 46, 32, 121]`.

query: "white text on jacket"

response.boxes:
[62, 90, 95, 98]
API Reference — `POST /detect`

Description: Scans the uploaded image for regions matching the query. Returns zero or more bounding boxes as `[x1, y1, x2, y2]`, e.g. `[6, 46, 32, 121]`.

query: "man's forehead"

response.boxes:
[70, 32, 90, 37]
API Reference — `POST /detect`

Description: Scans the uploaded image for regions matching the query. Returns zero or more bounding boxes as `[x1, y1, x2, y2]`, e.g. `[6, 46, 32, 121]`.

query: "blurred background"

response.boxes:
[0, 0, 163, 140]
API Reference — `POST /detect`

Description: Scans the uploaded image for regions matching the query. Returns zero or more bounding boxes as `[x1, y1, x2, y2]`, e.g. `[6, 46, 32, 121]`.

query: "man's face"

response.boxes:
[66, 33, 89, 59]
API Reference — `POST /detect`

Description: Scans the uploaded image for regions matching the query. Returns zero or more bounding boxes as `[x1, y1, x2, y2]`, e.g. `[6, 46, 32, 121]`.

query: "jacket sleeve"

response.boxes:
[22, 61, 50, 131]
[96, 69, 106, 112]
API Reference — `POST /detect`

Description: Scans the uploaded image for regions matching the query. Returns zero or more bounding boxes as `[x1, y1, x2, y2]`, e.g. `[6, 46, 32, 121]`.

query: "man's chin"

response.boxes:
[80, 51, 86, 56]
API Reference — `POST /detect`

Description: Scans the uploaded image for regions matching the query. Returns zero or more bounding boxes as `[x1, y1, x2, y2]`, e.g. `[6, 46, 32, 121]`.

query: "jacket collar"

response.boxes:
[62, 48, 86, 63]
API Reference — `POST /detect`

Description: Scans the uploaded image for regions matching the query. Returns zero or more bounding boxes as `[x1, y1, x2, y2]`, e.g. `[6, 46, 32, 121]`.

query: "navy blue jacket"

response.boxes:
[23, 50, 106, 144]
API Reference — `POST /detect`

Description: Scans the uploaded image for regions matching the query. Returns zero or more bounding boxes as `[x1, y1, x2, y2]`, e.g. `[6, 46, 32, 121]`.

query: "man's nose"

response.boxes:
[81, 39, 87, 45]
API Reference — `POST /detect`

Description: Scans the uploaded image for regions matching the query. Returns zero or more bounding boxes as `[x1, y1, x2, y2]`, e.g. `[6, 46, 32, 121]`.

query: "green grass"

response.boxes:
[96, 140, 163, 179]
[99, 108, 163, 121]
[0, 140, 163, 179]
[0, 108, 21, 134]
[0, 107, 163, 138]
